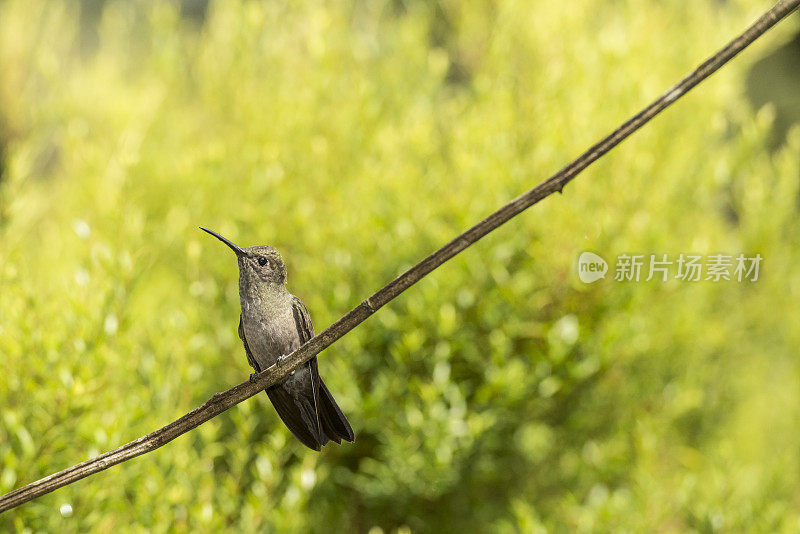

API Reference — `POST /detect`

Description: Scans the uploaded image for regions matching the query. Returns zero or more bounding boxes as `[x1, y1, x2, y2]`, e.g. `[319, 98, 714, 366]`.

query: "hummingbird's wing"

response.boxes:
[290, 296, 314, 344]
[238, 315, 261, 373]
[240, 311, 324, 450]
[288, 297, 326, 446]
[266, 374, 325, 450]
[292, 297, 355, 444]
[257, 297, 327, 450]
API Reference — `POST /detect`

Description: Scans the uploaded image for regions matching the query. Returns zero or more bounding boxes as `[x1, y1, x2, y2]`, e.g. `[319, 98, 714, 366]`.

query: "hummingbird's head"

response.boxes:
[241, 244, 287, 284]
[199, 227, 287, 285]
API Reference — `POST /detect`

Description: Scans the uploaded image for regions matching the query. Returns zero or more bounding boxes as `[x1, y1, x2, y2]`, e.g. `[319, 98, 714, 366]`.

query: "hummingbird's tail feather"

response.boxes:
[310, 357, 355, 443]
[266, 383, 324, 451]
[317, 379, 355, 443]
[265, 358, 353, 450]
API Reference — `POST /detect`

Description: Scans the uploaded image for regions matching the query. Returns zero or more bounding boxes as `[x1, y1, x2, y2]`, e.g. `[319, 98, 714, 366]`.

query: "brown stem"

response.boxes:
[2, 0, 798, 514]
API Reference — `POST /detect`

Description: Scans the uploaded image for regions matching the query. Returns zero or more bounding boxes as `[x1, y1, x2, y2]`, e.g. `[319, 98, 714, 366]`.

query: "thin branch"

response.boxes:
[2, 0, 798, 514]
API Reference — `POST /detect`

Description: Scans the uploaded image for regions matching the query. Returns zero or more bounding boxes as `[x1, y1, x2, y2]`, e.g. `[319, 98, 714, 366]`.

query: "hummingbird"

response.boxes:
[200, 227, 355, 450]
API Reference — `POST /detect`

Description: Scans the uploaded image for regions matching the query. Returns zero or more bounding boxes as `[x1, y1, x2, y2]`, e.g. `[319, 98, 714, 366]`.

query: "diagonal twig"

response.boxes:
[2, 0, 798, 514]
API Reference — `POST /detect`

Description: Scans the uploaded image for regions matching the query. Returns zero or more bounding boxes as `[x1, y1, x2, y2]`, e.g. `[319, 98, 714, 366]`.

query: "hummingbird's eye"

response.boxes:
[258, 256, 268, 267]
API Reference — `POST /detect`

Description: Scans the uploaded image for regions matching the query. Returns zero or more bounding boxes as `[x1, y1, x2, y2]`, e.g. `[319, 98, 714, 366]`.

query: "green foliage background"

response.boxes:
[1, 0, 799, 531]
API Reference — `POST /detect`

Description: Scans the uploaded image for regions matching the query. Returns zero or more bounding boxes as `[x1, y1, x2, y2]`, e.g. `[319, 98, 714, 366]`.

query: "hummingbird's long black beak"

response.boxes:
[199, 227, 246, 256]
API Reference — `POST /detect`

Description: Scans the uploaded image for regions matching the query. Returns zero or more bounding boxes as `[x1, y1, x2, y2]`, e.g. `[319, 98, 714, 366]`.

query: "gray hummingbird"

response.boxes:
[200, 227, 355, 450]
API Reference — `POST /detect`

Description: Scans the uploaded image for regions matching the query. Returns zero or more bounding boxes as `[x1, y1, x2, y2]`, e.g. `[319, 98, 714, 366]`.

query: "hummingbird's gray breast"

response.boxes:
[240, 293, 300, 370]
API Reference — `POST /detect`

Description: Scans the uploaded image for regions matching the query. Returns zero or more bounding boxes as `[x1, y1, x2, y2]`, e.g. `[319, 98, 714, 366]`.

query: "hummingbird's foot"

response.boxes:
[249, 373, 258, 383]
